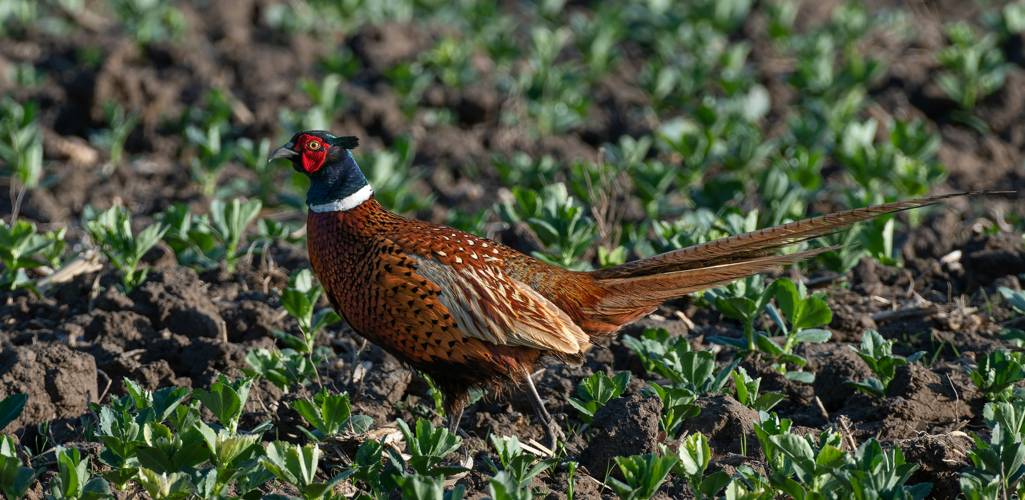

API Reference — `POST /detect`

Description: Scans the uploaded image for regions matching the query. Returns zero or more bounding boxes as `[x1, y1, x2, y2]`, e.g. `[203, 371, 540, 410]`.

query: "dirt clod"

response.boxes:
[580, 393, 663, 477]
[0, 343, 98, 433]
[130, 269, 226, 340]
[687, 395, 759, 455]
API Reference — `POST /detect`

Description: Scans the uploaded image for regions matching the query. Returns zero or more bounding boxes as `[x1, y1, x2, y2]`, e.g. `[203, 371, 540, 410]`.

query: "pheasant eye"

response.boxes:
[307, 140, 321, 151]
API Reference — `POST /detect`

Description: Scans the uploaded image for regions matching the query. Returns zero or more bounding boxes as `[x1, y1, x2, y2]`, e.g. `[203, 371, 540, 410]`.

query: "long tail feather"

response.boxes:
[591, 247, 834, 316]
[578, 190, 1013, 332]
[591, 191, 1002, 280]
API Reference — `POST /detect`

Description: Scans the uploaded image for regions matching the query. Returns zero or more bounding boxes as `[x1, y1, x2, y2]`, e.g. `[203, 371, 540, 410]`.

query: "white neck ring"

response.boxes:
[308, 184, 374, 213]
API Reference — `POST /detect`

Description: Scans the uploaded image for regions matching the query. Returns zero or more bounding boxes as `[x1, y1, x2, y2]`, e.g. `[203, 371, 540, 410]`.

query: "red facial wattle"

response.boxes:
[297, 134, 330, 173]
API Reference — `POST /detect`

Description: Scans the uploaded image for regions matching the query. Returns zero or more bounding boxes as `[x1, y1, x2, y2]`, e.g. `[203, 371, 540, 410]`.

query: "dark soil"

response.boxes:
[2, 0, 1025, 498]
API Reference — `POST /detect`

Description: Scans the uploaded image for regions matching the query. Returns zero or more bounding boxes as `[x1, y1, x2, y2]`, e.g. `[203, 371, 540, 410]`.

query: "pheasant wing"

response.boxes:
[410, 254, 589, 355]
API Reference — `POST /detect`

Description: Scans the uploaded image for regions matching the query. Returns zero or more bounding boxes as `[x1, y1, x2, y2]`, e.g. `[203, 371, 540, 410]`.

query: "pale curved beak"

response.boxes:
[268, 144, 297, 163]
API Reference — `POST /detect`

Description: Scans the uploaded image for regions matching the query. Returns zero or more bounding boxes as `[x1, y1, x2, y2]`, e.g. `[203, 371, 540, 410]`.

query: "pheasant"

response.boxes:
[271, 130, 979, 447]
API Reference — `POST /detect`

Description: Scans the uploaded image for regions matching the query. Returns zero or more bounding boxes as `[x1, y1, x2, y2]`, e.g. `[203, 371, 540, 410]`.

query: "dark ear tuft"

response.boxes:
[331, 136, 359, 149]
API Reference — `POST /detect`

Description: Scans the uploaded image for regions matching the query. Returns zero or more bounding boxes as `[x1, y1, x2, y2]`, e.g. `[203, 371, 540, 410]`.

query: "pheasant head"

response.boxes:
[269, 131, 370, 212]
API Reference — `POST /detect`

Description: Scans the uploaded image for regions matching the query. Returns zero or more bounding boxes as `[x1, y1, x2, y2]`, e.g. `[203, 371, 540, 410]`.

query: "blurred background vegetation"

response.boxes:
[1, 0, 1022, 279]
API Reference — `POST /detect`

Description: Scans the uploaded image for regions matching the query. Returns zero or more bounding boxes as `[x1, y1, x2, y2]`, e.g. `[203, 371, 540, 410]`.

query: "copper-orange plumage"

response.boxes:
[271, 130, 976, 447]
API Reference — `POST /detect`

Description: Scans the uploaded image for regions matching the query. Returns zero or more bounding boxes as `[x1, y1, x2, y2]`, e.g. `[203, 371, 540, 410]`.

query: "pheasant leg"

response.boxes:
[447, 405, 464, 435]
[524, 371, 564, 450]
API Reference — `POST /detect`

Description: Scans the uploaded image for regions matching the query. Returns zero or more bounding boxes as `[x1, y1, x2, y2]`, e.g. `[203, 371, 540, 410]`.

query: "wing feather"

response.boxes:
[410, 255, 588, 355]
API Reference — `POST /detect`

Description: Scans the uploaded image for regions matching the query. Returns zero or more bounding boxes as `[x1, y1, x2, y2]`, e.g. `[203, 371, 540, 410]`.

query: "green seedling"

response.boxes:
[658, 102, 770, 181]
[0, 435, 34, 499]
[255, 218, 301, 245]
[106, 0, 186, 45]
[646, 383, 700, 439]
[984, 401, 1025, 442]
[994, 2, 1025, 36]
[625, 328, 738, 395]
[677, 432, 731, 499]
[134, 421, 209, 474]
[349, 436, 412, 496]
[0, 1, 39, 36]
[298, 74, 346, 131]
[0, 98, 43, 221]
[774, 146, 825, 191]
[849, 330, 923, 397]
[757, 165, 807, 228]
[960, 401, 1025, 499]
[969, 350, 1025, 402]
[179, 88, 233, 133]
[493, 153, 559, 190]
[5, 61, 42, 88]
[419, 36, 477, 90]
[755, 415, 849, 497]
[565, 461, 578, 500]
[0, 395, 29, 497]
[261, 0, 372, 34]
[159, 203, 217, 269]
[276, 269, 340, 386]
[235, 137, 275, 203]
[49, 446, 112, 500]
[937, 22, 1007, 112]
[383, 61, 435, 118]
[489, 435, 554, 489]
[817, 227, 870, 275]
[838, 118, 944, 202]
[186, 124, 232, 196]
[646, 209, 718, 256]
[843, 439, 930, 499]
[279, 269, 340, 354]
[90, 102, 138, 175]
[394, 473, 465, 500]
[346, 439, 387, 493]
[192, 375, 253, 434]
[724, 464, 776, 499]
[519, 26, 590, 135]
[121, 379, 190, 426]
[209, 197, 261, 272]
[705, 275, 772, 353]
[567, 371, 630, 423]
[766, 0, 797, 40]
[292, 388, 372, 441]
[262, 441, 351, 500]
[0, 219, 65, 290]
[621, 327, 676, 374]
[84, 204, 168, 291]
[732, 366, 785, 412]
[788, 32, 839, 95]
[445, 208, 488, 237]
[597, 245, 627, 268]
[195, 421, 266, 496]
[574, 8, 621, 77]
[420, 372, 447, 418]
[605, 453, 678, 500]
[396, 418, 464, 478]
[488, 470, 532, 500]
[497, 183, 596, 270]
[94, 402, 143, 487]
[244, 347, 318, 391]
[92, 381, 210, 490]
[135, 469, 194, 500]
[160, 198, 261, 272]
[763, 278, 833, 382]
[358, 136, 432, 214]
[629, 160, 676, 220]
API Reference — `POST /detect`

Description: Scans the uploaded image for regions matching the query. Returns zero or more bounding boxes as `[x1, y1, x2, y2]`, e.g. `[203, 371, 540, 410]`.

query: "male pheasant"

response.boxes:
[271, 130, 974, 447]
